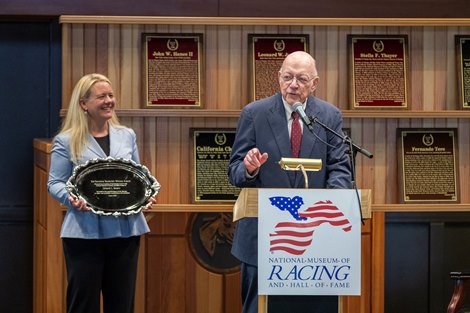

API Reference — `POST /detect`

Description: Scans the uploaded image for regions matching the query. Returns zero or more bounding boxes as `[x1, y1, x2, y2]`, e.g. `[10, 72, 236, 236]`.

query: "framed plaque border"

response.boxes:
[348, 34, 410, 110]
[397, 128, 460, 204]
[248, 34, 309, 102]
[455, 35, 470, 109]
[190, 128, 240, 204]
[142, 33, 204, 108]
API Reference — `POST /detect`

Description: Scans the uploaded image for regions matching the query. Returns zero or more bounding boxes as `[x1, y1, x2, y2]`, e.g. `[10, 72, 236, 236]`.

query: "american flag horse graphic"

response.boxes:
[269, 196, 352, 255]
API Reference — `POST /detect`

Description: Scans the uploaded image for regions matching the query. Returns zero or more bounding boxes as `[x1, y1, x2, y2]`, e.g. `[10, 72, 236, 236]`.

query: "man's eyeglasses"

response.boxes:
[280, 73, 314, 85]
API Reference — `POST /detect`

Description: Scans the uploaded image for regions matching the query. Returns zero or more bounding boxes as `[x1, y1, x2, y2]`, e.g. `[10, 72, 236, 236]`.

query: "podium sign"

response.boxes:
[258, 189, 361, 296]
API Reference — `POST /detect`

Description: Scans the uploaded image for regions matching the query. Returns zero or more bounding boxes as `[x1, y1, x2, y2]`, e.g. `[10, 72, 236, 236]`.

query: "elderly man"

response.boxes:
[228, 51, 352, 313]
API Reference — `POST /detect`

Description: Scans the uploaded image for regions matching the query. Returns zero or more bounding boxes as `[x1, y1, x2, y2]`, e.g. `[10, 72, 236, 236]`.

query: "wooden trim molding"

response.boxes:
[59, 16, 470, 26]
[60, 109, 470, 119]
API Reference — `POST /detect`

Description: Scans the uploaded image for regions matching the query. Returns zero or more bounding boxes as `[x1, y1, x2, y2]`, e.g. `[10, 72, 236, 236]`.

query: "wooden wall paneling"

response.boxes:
[227, 26, 243, 109]
[458, 119, 470, 203]
[409, 117, 422, 128]
[119, 24, 137, 109]
[194, 270, 223, 312]
[347, 118, 364, 188]
[423, 27, 437, 111]
[433, 27, 448, 110]
[216, 25, 231, 109]
[61, 24, 72, 108]
[181, 117, 193, 204]
[96, 24, 109, 75]
[205, 25, 218, 109]
[312, 26, 328, 103]
[156, 117, 171, 203]
[421, 117, 433, 128]
[361, 119, 376, 194]
[83, 23, 97, 74]
[146, 214, 188, 312]
[108, 24, 121, 95]
[33, 141, 67, 313]
[446, 26, 459, 109]
[240, 25, 255, 106]
[168, 117, 183, 201]
[145, 212, 241, 313]
[385, 119, 399, 203]
[325, 26, 341, 106]
[185, 217, 199, 313]
[410, 27, 425, 110]
[71, 24, 85, 97]
[141, 117, 158, 181]
[373, 119, 387, 204]
[224, 272, 242, 312]
[60, 23, 470, 113]
[337, 26, 350, 110]
[132, 24, 144, 110]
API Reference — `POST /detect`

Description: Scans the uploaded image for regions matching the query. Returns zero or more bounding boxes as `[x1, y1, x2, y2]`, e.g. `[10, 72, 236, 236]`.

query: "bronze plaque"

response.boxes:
[66, 158, 160, 215]
[398, 129, 459, 203]
[188, 212, 240, 274]
[143, 33, 203, 108]
[249, 34, 309, 101]
[191, 129, 240, 202]
[456, 35, 470, 108]
[348, 35, 409, 109]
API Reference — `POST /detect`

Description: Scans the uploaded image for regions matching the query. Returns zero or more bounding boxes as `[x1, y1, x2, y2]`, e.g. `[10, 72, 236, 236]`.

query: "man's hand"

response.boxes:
[243, 148, 268, 175]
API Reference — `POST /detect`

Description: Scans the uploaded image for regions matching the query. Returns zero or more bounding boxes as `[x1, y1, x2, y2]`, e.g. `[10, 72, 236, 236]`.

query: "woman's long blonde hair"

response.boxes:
[58, 73, 121, 162]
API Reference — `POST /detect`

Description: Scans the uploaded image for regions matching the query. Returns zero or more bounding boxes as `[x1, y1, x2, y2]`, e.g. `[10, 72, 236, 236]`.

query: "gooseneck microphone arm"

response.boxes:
[308, 115, 374, 159]
[308, 114, 373, 224]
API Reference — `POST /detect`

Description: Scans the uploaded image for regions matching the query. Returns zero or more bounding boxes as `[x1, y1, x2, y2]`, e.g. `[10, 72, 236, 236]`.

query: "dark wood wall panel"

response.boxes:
[146, 213, 242, 313]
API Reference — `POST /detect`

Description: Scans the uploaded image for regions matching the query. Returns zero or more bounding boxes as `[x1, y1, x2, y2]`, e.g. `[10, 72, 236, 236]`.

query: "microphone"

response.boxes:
[292, 102, 313, 131]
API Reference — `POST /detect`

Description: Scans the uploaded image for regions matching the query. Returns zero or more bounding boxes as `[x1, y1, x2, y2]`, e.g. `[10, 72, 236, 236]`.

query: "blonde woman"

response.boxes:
[48, 73, 153, 313]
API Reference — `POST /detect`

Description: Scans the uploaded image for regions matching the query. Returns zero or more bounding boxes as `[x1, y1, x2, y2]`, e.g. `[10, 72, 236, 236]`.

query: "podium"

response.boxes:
[233, 188, 372, 313]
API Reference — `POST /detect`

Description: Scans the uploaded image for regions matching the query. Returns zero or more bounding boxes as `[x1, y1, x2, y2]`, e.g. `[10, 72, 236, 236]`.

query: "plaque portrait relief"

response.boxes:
[143, 33, 203, 108]
[249, 34, 309, 101]
[398, 129, 459, 203]
[188, 212, 240, 274]
[348, 35, 409, 109]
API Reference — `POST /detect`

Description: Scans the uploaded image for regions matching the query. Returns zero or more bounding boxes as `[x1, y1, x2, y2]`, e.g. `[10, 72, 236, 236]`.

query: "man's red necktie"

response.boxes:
[291, 111, 302, 158]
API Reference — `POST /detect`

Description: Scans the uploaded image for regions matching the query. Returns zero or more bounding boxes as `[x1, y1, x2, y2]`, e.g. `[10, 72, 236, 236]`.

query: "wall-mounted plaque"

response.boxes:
[398, 129, 459, 203]
[143, 33, 203, 108]
[348, 35, 409, 109]
[188, 212, 240, 274]
[66, 157, 160, 215]
[456, 36, 470, 109]
[249, 34, 309, 101]
[191, 129, 240, 203]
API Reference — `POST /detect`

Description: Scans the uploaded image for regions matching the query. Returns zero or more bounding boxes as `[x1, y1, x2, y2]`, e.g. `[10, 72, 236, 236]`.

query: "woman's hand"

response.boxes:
[143, 197, 157, 210]
[68, 196, 90, 212]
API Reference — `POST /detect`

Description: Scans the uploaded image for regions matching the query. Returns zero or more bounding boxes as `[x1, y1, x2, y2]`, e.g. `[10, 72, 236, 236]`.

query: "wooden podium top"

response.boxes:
[233, 188, 372, 221]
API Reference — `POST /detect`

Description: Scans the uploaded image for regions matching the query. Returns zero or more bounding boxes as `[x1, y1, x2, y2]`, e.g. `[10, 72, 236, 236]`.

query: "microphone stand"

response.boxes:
[308, 115, 373, 224]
